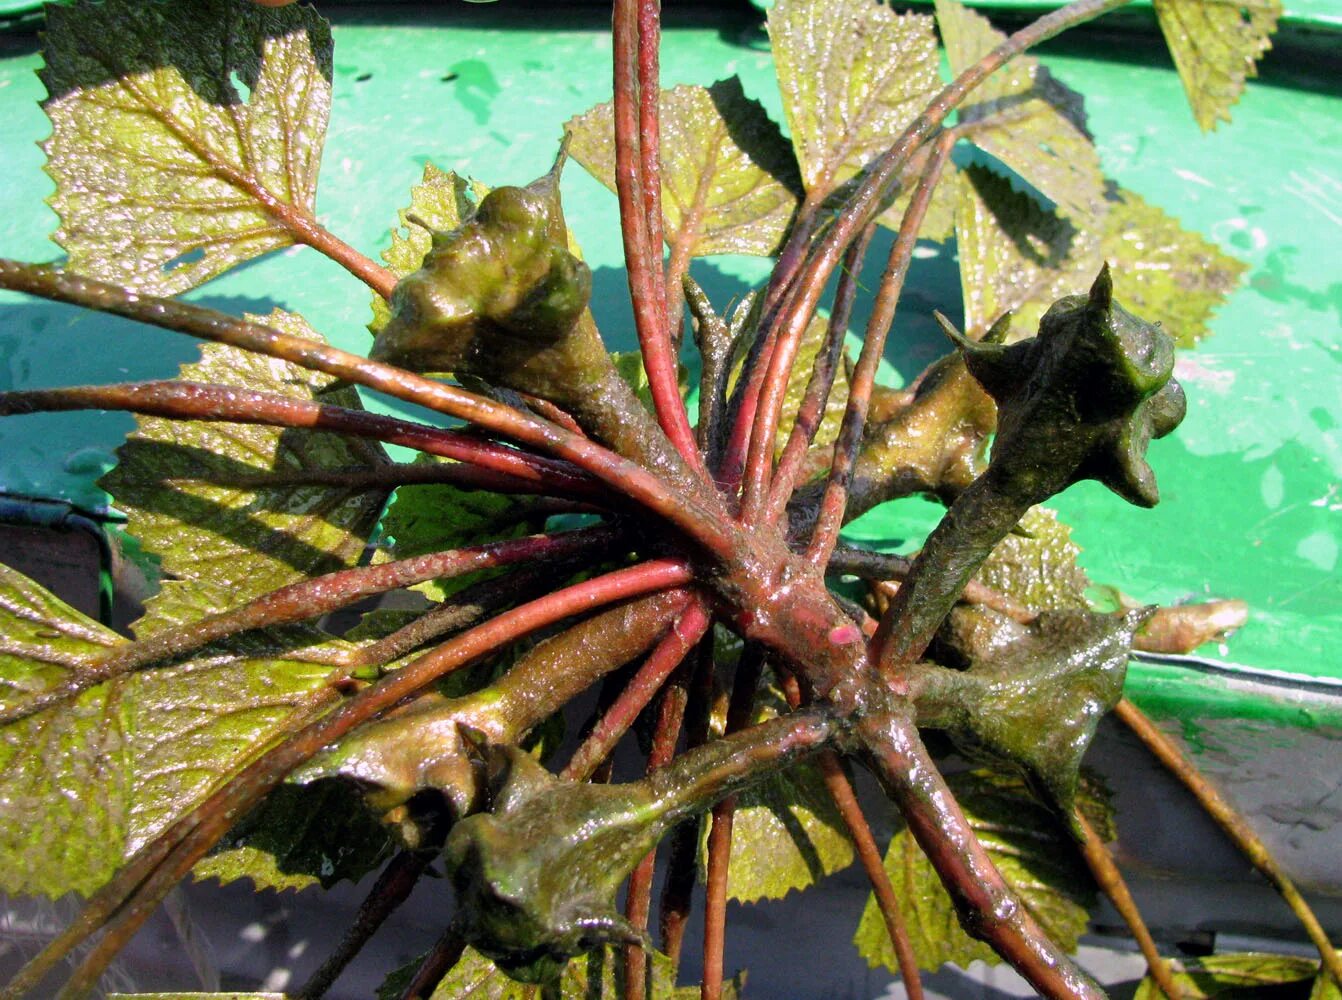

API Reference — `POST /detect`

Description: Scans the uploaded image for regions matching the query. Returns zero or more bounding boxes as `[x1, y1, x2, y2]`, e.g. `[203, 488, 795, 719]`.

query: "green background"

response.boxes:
[0, 3, 1338, 707]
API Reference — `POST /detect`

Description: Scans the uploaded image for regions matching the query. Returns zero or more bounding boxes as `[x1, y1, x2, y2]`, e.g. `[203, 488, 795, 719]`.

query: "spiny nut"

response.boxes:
[372, 185, 591, 373]
[944, 265, 1186, 507]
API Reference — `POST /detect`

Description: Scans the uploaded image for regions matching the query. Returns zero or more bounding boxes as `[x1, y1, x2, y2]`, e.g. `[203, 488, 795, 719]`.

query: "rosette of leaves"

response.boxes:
[0, 0, 1318, 998]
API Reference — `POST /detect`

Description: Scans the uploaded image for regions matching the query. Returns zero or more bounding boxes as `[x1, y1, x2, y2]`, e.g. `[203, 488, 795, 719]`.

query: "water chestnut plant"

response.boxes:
[0, 0, 1337, 998]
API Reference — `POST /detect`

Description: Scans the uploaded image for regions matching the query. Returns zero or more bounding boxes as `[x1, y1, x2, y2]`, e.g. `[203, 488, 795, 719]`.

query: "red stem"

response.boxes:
[732, 0, 1137, 511]
[562, 597, 712, 781]
[396, 922, 467, 1000]
[658, 634, 716, 966]
[776, 672, 924, 1000]
[0, 526, 616, 726]
[624, 617, 694, 1000]
[806, 131, 956, 565]
[853, 709, 1105, 1000]
[6, 558, 693, 1000]
[701, 646, 765, 1000]
[0, 381, 603, 501]
[764, 224, 876, 524]
[0, 260, 736, 559]
[612, 0, 703, 473]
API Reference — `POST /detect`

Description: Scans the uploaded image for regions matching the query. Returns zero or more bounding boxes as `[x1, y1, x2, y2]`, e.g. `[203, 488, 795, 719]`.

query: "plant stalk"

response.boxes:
[1073, 810, 1183, 1000]
[0, 260, 736, 559]
[0, 380, 602, 500]
[296, 850, 436, 999]
[1115, 698, 1342, 987]
[4, 559, 693, 1000]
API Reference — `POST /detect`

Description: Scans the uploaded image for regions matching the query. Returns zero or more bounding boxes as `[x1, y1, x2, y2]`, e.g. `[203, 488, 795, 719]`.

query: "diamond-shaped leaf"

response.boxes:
[955, 165, 1102, 338]
[769, 0, 954, 239]
[974, 506, 1091, 613]
[375, 472, 545, 603]
[370, 163, 488, 335]
[41, 0, 333, 294]
[935, 0, 1104, 224]
[568, 77, 803, 258]
[100, 310, 390, 608]
[957, 171, 1244, 347]
[0, 565, 346, 898]
[1153, 0, 1280, 131]
[854, 768, 1101, 973]
[1100, 187, 1246, 347]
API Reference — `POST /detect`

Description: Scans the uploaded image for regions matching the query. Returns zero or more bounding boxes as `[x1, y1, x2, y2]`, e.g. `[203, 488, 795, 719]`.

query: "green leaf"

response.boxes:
[100, 310, 390, 608]
[567, 77, 803, 257]
[955, 164, 1102, 338]
[1311, 960, 1342, 1000]
[377, 945, 729, 1000]
[1099, 187, 1247, 348]
[769, 0, 955, 239]
[1153, 0, 1280, 131]
[1134, 952, 1320, 1000]
[376, 471, 545, 603]
[974, 506, 1091, 613]
[957, 171, 1244, 347]
[0, 566, 346, 897]
[854, 768, 1099, 973]
[704, 676, 854, 902]
[934, 0, 1104, 224]
[193, 780, 393, 892]
[715, 760, 856, 902]
[370, 163, 487, 335]
[40, 0, 333, 294]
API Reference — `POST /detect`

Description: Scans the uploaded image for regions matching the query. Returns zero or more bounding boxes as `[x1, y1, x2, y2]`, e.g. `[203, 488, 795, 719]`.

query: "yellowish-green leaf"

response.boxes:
[1134, 952, 1321, 1000]
[568, 77, 802, 258]
[100, 310, 390, 608]
[1310, 959, 1342, 1000]
[377, 945, 736, 1000]
[1153, 0, 1280, 131]
[1100, 187, 1246, 347]
[193, 780, 393, 892]
[41, 0, 332, 294]
[704, 676, 854, 902]
[375, 470, 545, 603]
[370, 163, 488, 334]
[854, 768, 1099, 973]
[975, 506, 1091, 613]
[935, 0, 1103, 224]
[0, 565, 346, 898]
[957, 171, 1244, 347]
[955, 165, 1102, 338]
[770, 0, 953, 240]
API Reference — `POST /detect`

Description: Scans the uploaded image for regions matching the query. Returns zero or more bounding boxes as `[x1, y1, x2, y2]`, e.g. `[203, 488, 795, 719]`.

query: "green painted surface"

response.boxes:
[0, 7, 1338, 711]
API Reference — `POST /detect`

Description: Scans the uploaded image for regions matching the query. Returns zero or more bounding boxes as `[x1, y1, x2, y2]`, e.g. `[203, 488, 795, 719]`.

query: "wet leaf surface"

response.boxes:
[854, 768, 1104, 972]
[568, 78, 802, 257]
[0, 565, 347, 897]
[100, 311, 390, 607]
[1153, 0, 1281, 131]
[935, 0, 1104, 224]
[41, 0, 332, 294]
